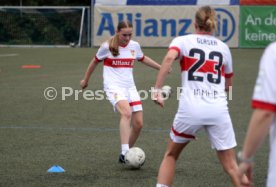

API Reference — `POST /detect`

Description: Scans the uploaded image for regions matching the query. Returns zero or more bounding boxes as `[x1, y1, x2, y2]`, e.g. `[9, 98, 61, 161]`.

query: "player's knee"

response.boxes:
[133, 119, 143, 131]
[121, 110, 132, 120]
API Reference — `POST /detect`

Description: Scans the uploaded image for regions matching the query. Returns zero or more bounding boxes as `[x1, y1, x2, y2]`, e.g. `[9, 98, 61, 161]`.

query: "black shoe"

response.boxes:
[118, 154, 126, 164]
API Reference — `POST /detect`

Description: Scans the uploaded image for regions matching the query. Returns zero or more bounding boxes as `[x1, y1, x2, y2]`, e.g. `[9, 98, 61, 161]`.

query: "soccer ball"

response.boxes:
[125, 147, 146, 169]
[161, 85, 172, 98]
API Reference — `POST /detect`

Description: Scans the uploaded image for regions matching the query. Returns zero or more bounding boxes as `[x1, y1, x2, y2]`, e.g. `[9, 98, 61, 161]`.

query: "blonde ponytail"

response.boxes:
[109, 34, 120, 56]
[195, 6, 217, 32]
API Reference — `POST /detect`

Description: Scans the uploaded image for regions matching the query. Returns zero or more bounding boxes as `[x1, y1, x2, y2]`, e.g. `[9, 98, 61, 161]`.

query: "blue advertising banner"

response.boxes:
[127, 0, 197, 5]
[93, 5, 239, 47]
[197, 0, 239, 5]
[230, 0, 239, 5]
[94, 0, 239, 5]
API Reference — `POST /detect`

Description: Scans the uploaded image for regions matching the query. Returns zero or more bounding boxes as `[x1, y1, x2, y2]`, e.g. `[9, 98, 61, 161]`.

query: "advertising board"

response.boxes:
[93, 5, 239, 47]
[240, 6, 276, 48]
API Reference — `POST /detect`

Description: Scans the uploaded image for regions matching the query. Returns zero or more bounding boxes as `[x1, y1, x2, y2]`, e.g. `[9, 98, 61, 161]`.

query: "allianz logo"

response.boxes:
[215, 8, 236, 43]
[96, 8, 235, 42]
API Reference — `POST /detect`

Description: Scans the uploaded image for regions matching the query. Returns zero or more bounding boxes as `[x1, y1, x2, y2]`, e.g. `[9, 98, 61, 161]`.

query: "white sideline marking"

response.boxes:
[0, 126, 168, 133]
[0, 53, 19, 57]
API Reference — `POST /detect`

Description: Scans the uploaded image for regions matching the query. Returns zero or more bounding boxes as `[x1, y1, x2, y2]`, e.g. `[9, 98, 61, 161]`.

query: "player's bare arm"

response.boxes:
[80, 57, 99, 89]
[140, 56, 161, 70]
[238, 109, 274, 186]
[225, 77, 233, 92]
[153, 49, 177, 107]
[241, 109, 274, 160]
[155, 49, 177, 89]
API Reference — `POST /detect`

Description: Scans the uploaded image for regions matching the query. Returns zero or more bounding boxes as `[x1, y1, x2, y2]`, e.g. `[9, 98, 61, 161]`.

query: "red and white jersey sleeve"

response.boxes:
[95, 42, 109, 62]
[252, 42, 276, 112]
[223, 47, 233, 78]
[95, 40, 144, 89]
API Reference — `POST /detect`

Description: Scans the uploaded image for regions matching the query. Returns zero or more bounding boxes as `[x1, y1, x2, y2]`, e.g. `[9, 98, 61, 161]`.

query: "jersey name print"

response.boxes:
[196, 37, 218, 46]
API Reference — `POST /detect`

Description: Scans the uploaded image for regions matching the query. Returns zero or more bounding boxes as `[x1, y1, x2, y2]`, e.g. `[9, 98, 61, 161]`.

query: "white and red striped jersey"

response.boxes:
[95, 40, 144, 89]
[169, 34, 233, 110]
[251, 42, 276, 187]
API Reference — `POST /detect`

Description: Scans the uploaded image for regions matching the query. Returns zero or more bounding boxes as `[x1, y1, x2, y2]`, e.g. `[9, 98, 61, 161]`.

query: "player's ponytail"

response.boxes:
[109, 35, 119, 56]
[109, 20, 133, 56]
[195, 6, 217, 33]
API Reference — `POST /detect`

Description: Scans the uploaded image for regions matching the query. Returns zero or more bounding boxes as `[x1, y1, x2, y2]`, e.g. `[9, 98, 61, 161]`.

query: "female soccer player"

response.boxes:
[153, 6, 249, 187]
[80, 20, 161, 164]
[238, 42, 276, 187]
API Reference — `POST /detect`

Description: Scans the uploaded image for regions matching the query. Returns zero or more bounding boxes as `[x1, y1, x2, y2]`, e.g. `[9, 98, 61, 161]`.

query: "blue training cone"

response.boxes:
[47, 165, 65, 173]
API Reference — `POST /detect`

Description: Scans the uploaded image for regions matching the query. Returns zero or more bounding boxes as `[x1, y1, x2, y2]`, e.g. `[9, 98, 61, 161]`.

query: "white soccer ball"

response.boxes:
[161, 85, 172, 98]
[125, 147, 146, 169]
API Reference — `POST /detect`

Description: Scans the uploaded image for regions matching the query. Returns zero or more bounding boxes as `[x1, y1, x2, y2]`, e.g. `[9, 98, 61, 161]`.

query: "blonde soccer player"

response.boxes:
[153, 6, 249, 187]
[80, 20, 161, 164]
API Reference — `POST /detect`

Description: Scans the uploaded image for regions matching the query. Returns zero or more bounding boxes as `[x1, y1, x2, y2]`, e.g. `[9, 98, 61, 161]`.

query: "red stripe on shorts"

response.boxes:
[171, 127, 196, 139]
[129, 101, 142, 106]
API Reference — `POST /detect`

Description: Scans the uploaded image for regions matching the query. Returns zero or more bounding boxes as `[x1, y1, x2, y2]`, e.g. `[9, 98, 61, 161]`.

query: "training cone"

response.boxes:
[47, 165, 65, 173]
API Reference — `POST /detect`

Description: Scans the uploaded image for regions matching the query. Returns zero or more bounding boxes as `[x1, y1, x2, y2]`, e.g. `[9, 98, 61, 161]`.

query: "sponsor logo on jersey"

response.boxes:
[104, 58, 135, 68]
[130, 50, 135, 58]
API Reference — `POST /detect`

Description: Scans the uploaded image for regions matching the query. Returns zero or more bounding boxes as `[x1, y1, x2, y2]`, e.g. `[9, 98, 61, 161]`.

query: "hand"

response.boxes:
[152, 89, 164, 107]
[238, 162, 253, 187]
[80, 79, 88, 89]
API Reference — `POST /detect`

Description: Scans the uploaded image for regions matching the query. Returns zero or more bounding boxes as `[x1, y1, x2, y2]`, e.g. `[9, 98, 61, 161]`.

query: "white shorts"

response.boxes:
[170, 111, 237, 151]
[105, 86, 142, 112]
